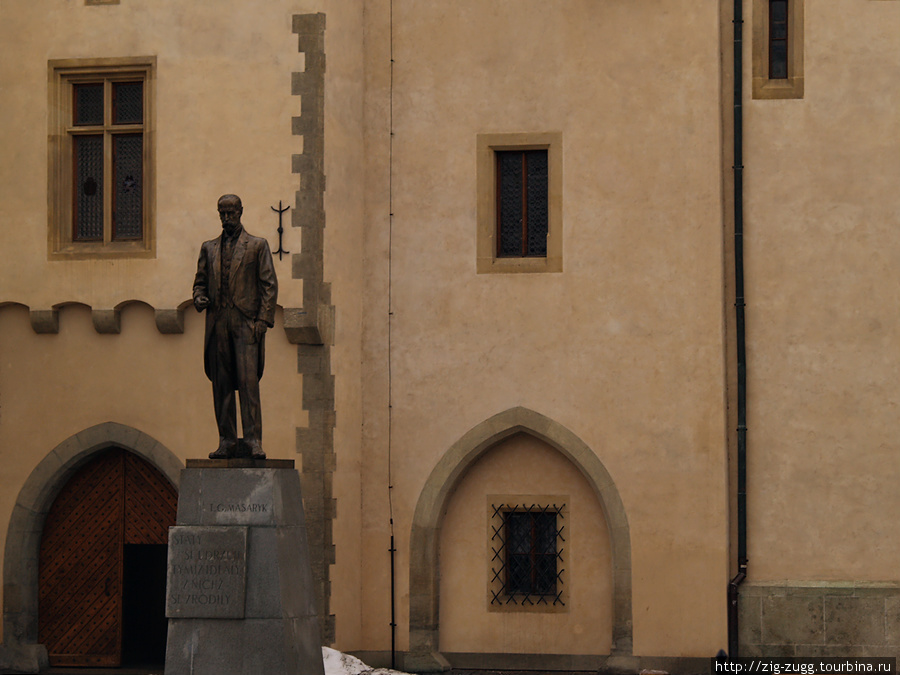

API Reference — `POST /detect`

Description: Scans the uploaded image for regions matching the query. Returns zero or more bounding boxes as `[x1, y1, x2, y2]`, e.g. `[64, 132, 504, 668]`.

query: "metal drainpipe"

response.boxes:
[727, 0, 749, 658]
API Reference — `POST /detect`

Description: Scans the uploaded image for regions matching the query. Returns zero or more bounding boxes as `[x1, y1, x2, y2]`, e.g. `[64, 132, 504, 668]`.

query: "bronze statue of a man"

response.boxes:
[193, 194, 278, 459]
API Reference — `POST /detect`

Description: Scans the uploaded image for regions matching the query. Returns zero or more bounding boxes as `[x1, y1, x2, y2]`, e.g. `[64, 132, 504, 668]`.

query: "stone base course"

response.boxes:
[740, 581, 900, 657]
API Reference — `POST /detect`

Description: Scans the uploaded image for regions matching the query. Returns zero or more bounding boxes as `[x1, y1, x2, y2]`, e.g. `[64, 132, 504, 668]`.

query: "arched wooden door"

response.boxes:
[38, 448, 177, 667]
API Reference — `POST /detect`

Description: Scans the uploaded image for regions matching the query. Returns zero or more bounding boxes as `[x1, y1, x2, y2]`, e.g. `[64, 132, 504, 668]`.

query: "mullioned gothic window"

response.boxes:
[48, 58, 155, 259]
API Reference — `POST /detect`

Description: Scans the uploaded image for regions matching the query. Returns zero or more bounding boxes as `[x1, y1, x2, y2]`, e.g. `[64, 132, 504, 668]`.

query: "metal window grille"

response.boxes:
[490, 503, 565, 606]
[112, 81, 143, 125]
[74, 135, 104, 241]
[496, 149, 549, 258]
[113, 134, 143, 240]
[74, 83, 104, 126]
[68, 77, 145, 243]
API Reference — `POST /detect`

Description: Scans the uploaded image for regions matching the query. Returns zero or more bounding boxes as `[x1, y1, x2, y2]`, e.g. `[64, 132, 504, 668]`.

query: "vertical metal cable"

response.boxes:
[387, 0, 397, 668]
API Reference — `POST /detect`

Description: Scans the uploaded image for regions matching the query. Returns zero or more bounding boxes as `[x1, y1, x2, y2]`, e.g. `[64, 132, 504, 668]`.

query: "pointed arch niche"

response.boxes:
[1, 423, 182, 673]
[407, 408, 632, 671]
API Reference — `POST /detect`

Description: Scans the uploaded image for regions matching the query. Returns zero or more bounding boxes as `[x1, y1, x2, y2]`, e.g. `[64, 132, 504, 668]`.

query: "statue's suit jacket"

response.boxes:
[192, 228, 278, 382]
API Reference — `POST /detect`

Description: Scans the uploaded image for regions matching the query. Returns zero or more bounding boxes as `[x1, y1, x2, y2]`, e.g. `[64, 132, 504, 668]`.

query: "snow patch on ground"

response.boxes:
[322, 646, 414, 675]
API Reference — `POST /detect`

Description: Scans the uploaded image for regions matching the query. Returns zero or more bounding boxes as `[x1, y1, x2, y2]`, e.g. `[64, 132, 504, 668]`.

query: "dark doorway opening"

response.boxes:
[122, 544, 169, 666]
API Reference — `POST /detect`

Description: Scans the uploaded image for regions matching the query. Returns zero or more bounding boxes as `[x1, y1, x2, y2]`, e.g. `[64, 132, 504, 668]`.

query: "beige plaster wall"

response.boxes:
[0, 0, 310, 310]
[439, 433, 613, 655]
[0, 303, 304, 638]
[744, 0, 900, 581]
[360, 0, 729, 658]
[320, 0, 367, 650]
[0, 0, 736, 660]
[0, 0, 369, 650]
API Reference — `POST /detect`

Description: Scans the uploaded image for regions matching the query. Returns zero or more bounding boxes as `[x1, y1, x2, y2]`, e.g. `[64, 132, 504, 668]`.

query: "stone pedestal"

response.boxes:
[164, 460, 325, 675]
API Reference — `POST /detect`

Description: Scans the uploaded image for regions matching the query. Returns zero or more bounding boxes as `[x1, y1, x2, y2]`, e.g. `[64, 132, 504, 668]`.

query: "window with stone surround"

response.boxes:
[477, 133, 562, 273]
[48, 58, 155, 259]
[752, 0, 804, 99]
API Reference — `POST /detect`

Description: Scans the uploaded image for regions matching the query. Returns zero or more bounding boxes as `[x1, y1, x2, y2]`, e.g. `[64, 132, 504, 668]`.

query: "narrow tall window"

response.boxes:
[769, 0, 789, 79]
[496, 149, 548, 258]
[477, 133, 561, 273]
[49, 58, 155, 258]
[752, 0, 803, 99]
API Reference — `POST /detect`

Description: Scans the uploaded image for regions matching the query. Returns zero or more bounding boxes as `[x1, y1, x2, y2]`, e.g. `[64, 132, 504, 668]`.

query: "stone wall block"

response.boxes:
[175, 470, 202, 522]
[0, 643, 49, 674]
[29, 309, 59, 334]
[298, 472, 325, 506]
[762, 644, 798, 657]
[801, 645, 866, 658]
[297, 429, 327, 467]
[761, 595, 824, 646]
[292, 253, 319, 281]
[294, 188, 325, 224]
[292, 13, 325, 37]
[284, 309, 323, 345]
[738, 594, 762, 645]
[275, 527, 317, 617]
[74, 422, 119, 455]
[291, 151, 313, 174]
[273, 471, 305, 527]
[13, 454, 64, 514]
[824, 596, 885, 646]
[154, 308, 184, 334]
[91, 309, 121, 334]
[244, 527, 282, 618]
[886, 595, 900, 646]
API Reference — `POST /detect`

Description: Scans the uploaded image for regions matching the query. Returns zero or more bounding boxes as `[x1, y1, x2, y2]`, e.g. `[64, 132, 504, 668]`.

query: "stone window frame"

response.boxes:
[487, 494, 568, 614]
[752, 0, 804, 99]
[48, 57, 156, 260]
[476, 132, 562, 274]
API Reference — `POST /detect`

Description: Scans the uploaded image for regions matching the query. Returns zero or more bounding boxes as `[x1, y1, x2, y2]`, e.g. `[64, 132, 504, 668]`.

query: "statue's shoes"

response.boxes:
[209, 446, 233, 459]
[249, 443, 266, 460]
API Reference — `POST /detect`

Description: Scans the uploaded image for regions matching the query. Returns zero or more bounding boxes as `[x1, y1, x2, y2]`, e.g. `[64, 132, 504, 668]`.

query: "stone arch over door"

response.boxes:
[407, 407, 632, 672]
[1, 423, 182, 674]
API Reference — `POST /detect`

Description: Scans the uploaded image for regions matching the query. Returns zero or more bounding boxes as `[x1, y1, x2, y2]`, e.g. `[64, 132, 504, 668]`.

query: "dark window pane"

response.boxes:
[771, 42, 788, 79]
[769, 0, 788, 79]
[534, 555, 557, 594]
[534, 512, 557, 554]
[497, 151, 523, 257]
[113, 82, 143, 125]
[771, 0, 787, 23]
[74, 84, 104, 126]
[507, 555, 531, 594]
[506, 512, 531, 554]
[74, 135, 104, 240]
[525, 150, 548, 257]
[504, 510, 559, 596]
[113, 134, 143, 240]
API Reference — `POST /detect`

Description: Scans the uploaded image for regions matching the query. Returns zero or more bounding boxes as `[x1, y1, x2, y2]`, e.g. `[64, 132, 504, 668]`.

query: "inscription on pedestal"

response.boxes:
[166, 526, 248, 619]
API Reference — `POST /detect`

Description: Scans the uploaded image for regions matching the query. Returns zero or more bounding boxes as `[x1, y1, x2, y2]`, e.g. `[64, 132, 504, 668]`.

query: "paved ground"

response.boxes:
[448, 671, 595, 675]
[41, 668, 597, 675]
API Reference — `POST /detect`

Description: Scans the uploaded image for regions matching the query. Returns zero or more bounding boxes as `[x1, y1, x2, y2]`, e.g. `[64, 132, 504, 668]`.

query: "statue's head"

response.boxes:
[217, 194, 243, 235]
